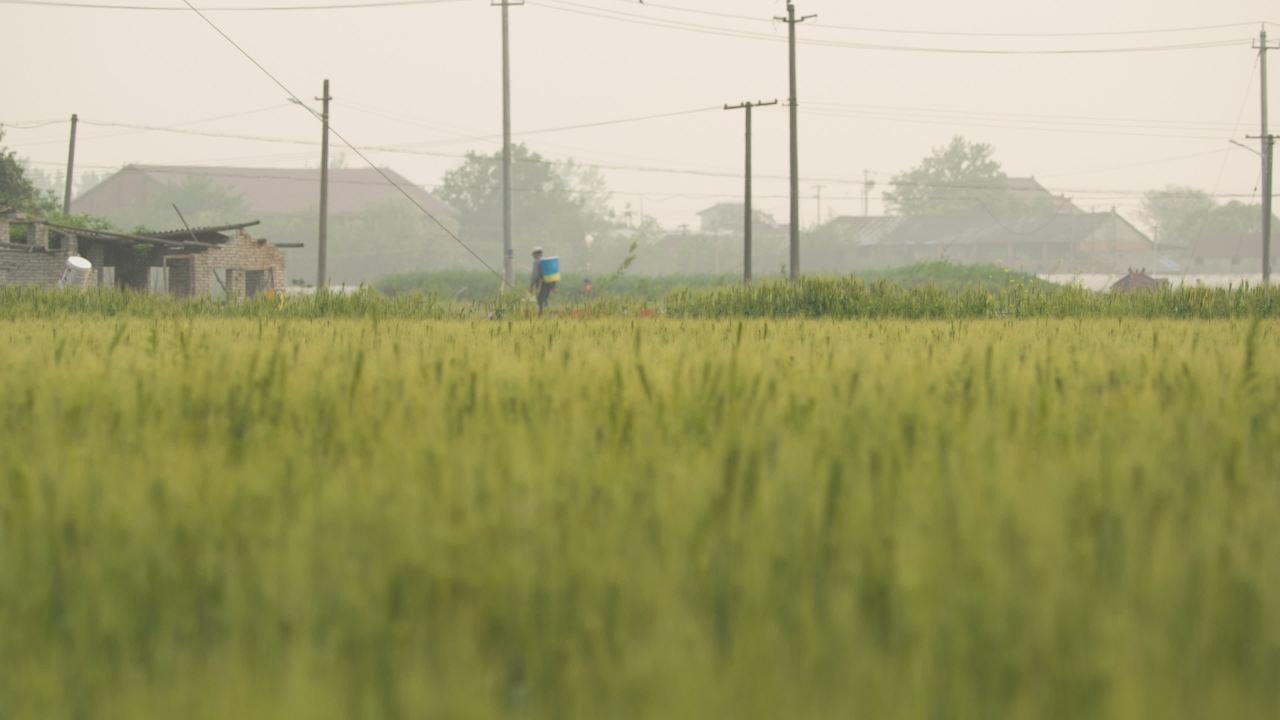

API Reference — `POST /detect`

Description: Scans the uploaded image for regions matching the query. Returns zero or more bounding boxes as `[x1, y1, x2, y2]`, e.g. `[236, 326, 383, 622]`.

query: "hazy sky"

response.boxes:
[3, 0, 1277, 230]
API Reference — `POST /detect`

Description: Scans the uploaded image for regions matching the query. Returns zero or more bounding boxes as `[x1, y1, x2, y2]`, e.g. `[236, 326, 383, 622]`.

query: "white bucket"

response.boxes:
[58, 255, 93, 289]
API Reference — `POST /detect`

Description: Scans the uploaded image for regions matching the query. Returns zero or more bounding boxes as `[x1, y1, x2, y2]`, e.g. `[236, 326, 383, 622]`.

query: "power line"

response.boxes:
[593, 0, 1265, 40]
[5, 105, 292, 150]
[339, 102, 733, 170]
[111, 164, 808, 200]
[175, 0, 508, 286]
[800, 107, 1231, 141]
[391, 105, 724, 149]
[534, 0, 1249, 55]
[27, 119, 1250, 190]
[0, 119, 67, 130]
[1209, 55, 1261, 200]
[806, 101, 1244, 133]
[21, 97, 1242, 152]
[1, 0, 462, 11]
[1035, 148, 1231, 178]
[25, 117, 1262, 202]
[80, 120, 317, 145]
[23, 156, 1267, 207]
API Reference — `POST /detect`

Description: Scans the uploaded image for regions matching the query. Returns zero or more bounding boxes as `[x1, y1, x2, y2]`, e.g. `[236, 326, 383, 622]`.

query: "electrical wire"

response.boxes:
[1035, 148, 1232, 178]
[23, 115, 1264, 205]
[105, 164, 798, 200]
[176, 0, 508, 286]
[800, 107, 1230, 141]
[79, 121, 317, 146]
[805, 101, 1243, 133]
[25, 118, 1253, 192]
[535, 0, 1249, 55]
[594, 0, 1266, 40]
[0, 0, 462, 11]
[1211, 54, 1261, 194]
[0, 119, 68, 130]
[4, 105, 293, 150]
[376, 105, 722, 150]
[1182, 55, 1263, 247]
[338, 102, 733, 171]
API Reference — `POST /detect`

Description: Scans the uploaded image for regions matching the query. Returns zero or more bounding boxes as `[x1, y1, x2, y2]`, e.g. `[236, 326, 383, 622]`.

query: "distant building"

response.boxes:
[71, 165, 457, 285]
[73, 164, 454, 221]
[0, 212, 288, 297]
[1182, 233, 1269, 273]
[697, 203, 779, 235]
[1001, 177, 1082, 214]
[819, 211, 1153, 274]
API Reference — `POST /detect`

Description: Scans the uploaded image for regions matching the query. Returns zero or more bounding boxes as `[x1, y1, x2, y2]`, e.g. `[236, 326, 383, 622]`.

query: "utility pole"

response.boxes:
[497, 0, 524, 288]
[1253, 27, 1279, 284]
[62, 114, 77, 216]
[317, 79, 332, 289]
[776, 2, 815, 281]
[726, 99, 778, 284]
[862, 170, 876, 217]
[813, 185, 824, 226]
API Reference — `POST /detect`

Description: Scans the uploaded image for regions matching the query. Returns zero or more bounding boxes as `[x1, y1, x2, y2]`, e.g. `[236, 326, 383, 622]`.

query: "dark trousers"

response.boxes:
[537, 282, 556, 314]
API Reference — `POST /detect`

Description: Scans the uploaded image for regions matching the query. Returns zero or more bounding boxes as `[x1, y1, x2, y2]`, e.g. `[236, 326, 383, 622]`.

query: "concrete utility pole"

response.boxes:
[725, 99, 778, 284]
[497, 0, 524, 288]
[776, 2, 815, 281]
[318, 79, 332, 289]
[1253, 27, 1279, 284]
[813, 185, 823, 225]
[62, 114, 77, 216]
[862, 169, 876, 217]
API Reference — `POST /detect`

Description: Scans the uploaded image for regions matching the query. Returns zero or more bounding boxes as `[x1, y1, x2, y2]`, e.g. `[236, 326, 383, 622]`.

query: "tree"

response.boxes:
[884, 137, 1034, 217]
[19, 160, 64, 201]
[1140, 187, 1278, 245]
[1140, 186, 1216, 245]
[77, 170, 107, 198]
[436, 144, 616, 270]
[100, 176, 251, 232]
[0, 130, 56, 214]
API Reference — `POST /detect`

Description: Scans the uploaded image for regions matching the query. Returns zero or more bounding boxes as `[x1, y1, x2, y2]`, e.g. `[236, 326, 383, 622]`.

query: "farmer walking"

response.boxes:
[529, 246, 560, 315]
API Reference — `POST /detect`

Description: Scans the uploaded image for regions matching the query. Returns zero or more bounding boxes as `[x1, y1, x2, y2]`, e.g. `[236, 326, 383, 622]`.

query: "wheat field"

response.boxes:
[1, 316, 1278, 719]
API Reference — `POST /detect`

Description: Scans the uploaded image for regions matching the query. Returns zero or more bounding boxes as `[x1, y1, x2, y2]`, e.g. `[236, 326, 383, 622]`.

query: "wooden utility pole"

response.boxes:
[497, 0, 524, 288]
[726, 99, 778, 284]
[62, 114, 77, 216]
[1253, 28, 1278, 284]
[775, 2, 815, 281]
[317, 79, 332, 289]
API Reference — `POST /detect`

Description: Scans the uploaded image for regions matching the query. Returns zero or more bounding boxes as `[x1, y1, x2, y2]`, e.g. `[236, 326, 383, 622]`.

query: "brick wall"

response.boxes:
[29, 223, 49, 249]
[194, 230, 287, 297]
[0, 222, 284, 293]
[0, 247, 74, 287]
[0, 220, 101, 288]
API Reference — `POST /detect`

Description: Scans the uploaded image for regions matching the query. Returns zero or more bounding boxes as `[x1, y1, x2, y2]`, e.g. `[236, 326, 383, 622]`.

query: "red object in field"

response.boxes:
[638, 308, 656, 319]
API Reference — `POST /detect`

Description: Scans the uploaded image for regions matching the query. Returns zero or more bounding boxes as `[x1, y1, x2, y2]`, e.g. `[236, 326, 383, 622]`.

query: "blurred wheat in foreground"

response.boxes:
[1, 315, 1277, 719]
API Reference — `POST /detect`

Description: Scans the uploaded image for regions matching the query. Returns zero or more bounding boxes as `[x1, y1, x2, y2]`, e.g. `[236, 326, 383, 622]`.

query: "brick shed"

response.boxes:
[0, 213, 292, 297]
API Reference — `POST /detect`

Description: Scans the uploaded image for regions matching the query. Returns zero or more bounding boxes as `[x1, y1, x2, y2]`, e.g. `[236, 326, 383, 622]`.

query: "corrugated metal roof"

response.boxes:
[145, 220, 262, 242]
[45, 222, 218, 249]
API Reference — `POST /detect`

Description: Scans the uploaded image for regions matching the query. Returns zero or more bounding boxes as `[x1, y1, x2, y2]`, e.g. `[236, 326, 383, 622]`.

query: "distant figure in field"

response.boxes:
[582, 277, 594, 297]
[530, 247, 559, 315]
